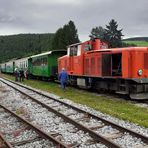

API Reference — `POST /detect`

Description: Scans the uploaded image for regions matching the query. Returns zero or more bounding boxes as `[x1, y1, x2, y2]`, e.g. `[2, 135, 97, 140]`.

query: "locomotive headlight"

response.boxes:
[138, 69, 143, 76]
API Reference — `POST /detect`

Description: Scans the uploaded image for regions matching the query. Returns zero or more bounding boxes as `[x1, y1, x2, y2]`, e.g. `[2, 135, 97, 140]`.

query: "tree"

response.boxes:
[52, 28, 65, 49]
[89, 26, 106, 41]
[105, 19, 123, 48]
[66, 20, 79, 44]
[52, 20, 80, 50]
[89, 19, 123, 48]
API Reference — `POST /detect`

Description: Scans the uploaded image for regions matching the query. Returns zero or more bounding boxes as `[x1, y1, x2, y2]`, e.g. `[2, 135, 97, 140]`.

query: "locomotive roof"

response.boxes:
[30, 50, 66, 58]
[86, 47, 148, 54]
[68, 42, 81, 47]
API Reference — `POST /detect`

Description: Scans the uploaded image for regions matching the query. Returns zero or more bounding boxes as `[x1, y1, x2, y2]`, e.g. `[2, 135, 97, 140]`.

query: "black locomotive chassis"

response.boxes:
[68, 75, 148, 100]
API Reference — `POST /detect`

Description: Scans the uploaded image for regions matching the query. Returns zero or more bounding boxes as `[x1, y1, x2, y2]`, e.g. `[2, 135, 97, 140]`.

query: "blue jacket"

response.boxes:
[59, 70, 68, 82]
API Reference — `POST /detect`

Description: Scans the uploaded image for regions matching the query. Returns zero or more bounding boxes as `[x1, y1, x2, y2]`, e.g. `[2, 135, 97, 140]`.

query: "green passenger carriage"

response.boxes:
[28, 50, 66, 79]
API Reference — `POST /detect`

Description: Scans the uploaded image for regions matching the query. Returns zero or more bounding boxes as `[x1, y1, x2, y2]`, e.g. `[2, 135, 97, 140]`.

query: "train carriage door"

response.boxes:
[102, 54, 111, 76]
[68, 45, 79, 74]
[112, 53, 122, 76]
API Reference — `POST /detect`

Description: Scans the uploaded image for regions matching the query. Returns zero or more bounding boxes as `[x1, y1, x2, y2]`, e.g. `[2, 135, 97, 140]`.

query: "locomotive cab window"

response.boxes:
[112, 53, 122, 76]
[69, 45, 80, 56]
[84, 44, 92, 52]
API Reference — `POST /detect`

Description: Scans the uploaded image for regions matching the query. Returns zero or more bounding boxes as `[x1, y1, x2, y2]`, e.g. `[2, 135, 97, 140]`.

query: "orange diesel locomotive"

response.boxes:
[58, 39, 148, 100]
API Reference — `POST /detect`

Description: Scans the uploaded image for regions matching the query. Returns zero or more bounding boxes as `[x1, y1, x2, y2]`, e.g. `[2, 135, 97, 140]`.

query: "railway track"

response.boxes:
[0, 78, 148, 148]
[0, 105, 68, 148]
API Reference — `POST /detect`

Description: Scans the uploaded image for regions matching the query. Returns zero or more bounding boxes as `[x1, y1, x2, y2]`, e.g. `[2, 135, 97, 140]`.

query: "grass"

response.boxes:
[1, 74, 148, 128]
[123, 41, 148, 47]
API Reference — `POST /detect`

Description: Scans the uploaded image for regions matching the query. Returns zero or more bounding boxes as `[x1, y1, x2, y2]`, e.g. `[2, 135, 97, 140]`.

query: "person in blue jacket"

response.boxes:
[59, 68, 68, 90]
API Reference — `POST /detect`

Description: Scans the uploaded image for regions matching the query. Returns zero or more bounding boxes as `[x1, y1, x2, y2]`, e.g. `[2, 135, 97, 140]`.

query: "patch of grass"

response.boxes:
[2, 74, 148, 128]
[124, 41, 148, 46]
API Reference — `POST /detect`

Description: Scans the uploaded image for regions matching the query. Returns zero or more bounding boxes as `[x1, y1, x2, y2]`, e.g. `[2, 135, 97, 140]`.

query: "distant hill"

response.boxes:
[123, 37, 148, 41]
[0, 33, 54, 63]
[122, 37, 148, 47]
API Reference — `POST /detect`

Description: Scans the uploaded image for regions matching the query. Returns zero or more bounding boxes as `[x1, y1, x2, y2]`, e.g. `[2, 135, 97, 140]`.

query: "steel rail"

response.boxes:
[0, 104, 69, 148]
[0, 132, 13, 148]
[0, 78, 120, 148]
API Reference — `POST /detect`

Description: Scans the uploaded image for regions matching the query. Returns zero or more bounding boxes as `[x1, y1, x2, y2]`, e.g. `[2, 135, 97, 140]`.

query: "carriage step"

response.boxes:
[116, 91, 128, 95]
[130, 93, 148, 100]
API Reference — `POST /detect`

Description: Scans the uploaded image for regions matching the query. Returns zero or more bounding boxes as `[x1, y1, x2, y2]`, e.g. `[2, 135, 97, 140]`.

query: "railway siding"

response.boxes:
[0, 79, 109, 147]
[0, 106, 67, 148]
[2, 74, 148, 127]
[0, 78, 148, 148]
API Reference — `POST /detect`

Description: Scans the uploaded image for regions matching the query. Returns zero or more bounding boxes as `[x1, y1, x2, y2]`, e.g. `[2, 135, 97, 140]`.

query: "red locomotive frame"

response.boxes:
[58, 39, 148, 99]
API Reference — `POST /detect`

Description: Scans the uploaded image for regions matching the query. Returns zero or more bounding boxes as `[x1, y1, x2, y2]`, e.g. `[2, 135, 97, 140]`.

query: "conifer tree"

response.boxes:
[52, 20, 80, 50]
[89, 26, 106, 41]
[89, 19, 123, 48]
[105, 19, 123, 48]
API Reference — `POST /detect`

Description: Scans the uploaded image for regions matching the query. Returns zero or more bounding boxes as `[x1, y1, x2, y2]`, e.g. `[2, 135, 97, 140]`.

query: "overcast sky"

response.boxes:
[0, 0, 147, 41]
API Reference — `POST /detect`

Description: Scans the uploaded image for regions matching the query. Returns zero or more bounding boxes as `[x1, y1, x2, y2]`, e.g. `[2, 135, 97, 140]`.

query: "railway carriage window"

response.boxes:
[43, 57, 47, 66]
[33, 59, 39, 66]
[33, 57, 47, 66]
[39, 59, 41, 66]
[70, 46, 78, 56]
[24, 62, 25, 68]
[84, 44, 92, 52]
[41, 58, 43, 66]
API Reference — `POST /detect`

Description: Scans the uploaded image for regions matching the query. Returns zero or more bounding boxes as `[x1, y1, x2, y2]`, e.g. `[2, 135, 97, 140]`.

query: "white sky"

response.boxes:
[0, 0, 148, 41]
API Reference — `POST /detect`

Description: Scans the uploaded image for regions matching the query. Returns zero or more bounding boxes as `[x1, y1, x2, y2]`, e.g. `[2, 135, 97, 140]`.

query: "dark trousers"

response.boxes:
[61, 81, 66, 89]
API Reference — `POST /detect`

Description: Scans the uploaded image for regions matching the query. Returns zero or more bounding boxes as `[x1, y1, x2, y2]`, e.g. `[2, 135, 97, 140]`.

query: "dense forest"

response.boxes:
[0, 33, 54, 63]
[0, 20, 80, 63]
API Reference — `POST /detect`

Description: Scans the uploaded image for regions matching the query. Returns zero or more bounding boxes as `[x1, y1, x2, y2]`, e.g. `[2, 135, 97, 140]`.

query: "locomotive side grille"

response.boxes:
[97, 56, 101, 74]
[85, 58, 89, 75]
[64, 60, 67, 70]
[91, 57, 95, 74]
[128, 55, 131, 77]
[144, 53, 148, 69]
